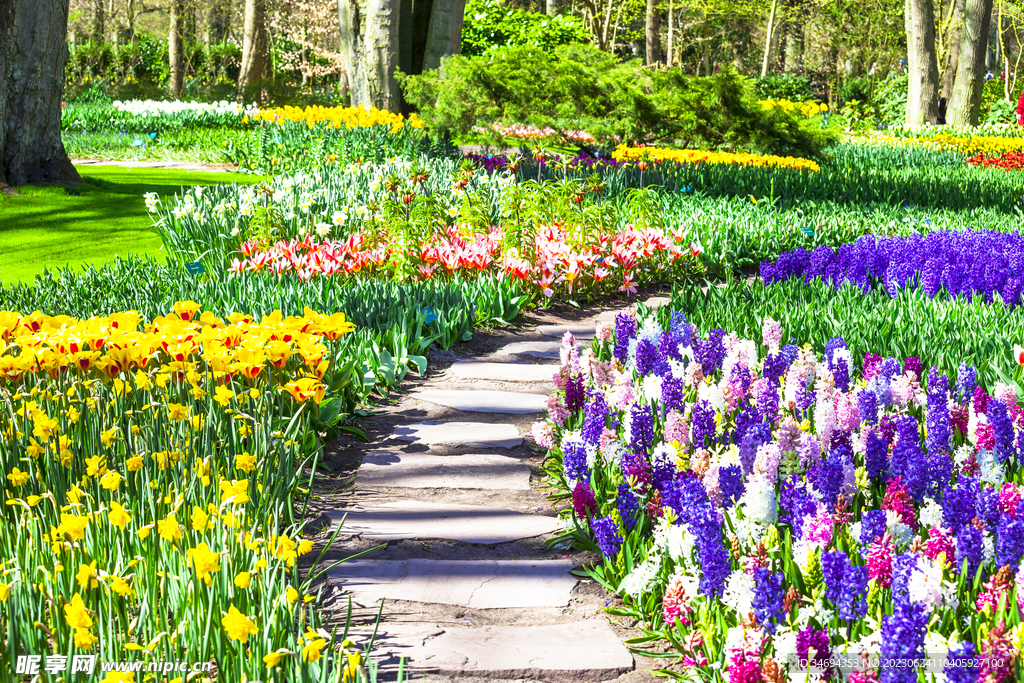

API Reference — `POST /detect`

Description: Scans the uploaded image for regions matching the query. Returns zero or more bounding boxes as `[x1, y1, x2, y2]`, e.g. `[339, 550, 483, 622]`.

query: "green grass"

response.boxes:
[0, 165, 261, 285]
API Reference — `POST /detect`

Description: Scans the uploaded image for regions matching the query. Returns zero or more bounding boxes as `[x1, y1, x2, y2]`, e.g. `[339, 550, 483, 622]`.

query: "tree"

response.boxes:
[906, 0, 940, 126]
[337, 0, 466, 110]
[947, 0, 993, 124]
[206, 0, 232, 44]
[1, 0, 80, 191]
[547, 0, 559, 15]
[239, 0, 269, 99]
[92, 0, 105, 40]
[646, 0, 661, 64]
[940, 0, 966, 100]
[168, 0, 185, 98]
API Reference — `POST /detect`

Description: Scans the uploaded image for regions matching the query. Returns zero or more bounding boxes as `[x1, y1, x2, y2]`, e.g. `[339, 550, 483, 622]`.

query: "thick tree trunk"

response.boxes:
[645, 0, 660, 65]
[0, 0, 80, 189]
[941, 0, 967, 100]
[783, 22, 804, 72]
[169, 0, 184, 99]
[92, 0, 105, 41]
[239, 0, 268, 100]
[948, 0, 993, 125]
[906, 0, 941, 127]
[206, 0, 232, 45]
[423, 0, 465, 71]
[546, 0, 559, 15]
[337, 0, 402, 110]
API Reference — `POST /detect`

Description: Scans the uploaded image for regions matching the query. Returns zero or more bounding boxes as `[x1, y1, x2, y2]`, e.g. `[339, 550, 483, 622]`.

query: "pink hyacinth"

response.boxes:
[802, 503, 834, 546]
[531, 421, 555, 449]
[753, 443, 781, 481]
[976, 575, 1011, 614]
[547, 394, 568, 426]
[866, 535, 894, 588]
[596, 321, 614, 343]
[980, 621, 1015, 683]
[995, 384, 1018, 407]
[836, 393, 861, 433]
[882, 478, 917, 527]
[998, 482, 1021, 518]
[924, 526, 955, 565]
[664, 410, 690, 447]
[976, 420, 995, 450]
[662, 576, 693, 627]
[762, 316, 782, 350]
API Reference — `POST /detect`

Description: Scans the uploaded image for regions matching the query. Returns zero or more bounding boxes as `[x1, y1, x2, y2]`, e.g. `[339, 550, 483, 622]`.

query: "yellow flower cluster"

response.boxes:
[758, 99, 829, 118]
[612, 145, 820, 172]
[0, 304, 355, 678]
[247, 104, 425, 132]
[851, 130, 1024, 156]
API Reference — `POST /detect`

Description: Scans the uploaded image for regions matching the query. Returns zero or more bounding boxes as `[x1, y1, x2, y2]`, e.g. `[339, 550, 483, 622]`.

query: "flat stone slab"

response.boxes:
[328, 559, 576, 608]
[412, 389, 547, 414]
[357, 450, 531, 490]
[535, 324, 595, 339]
[390, 422, 522, 449]
[596, 309, 623, 322]
[361, 621, 634, 680]
[324, 501, 562, 544]
[447, 361, 556, 383]
[495, 340, 562, 359]
[644, 296, 671, 309]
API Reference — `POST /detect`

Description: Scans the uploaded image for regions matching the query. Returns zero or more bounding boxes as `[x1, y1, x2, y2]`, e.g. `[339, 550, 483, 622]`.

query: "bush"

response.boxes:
[461, 0, 591, 56]
[874, 73, 907, 128]
[753, 73, 814, 101]
[400, 44, 837, 158]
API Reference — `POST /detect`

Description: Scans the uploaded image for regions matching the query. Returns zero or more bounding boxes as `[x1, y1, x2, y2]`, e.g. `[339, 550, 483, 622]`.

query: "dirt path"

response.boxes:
[72, 158, 240, 173]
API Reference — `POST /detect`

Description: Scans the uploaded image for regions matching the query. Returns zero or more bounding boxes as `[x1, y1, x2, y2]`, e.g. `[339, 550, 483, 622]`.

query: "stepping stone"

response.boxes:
[323, 501, 562, 544]
[328, 558, 576, 608]
[359, 621, 634, 679]
[357, 450, 531, 490]
[448, 361, 556, 383]
[536, 323, 595, 339]
[412, 389, 547, 414]
[644, 295, 671, 309]
[596, 309, 621, 322]
[495, 340, 562, 359]
[390, 422, 522, 448]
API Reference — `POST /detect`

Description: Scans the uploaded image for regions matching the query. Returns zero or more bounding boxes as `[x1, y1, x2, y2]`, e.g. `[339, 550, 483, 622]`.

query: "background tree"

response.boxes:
[646, 0, 661, 64]
[238, 0, 268, 98]
[947, 0, 993, 123]
[906, 0, 940, 126]
[168, 0, 185, 98]
[1, 0, 80, 190]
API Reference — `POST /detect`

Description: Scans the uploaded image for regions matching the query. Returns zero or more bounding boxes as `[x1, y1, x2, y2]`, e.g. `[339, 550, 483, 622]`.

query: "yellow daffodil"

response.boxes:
[221, 605, 258, 642]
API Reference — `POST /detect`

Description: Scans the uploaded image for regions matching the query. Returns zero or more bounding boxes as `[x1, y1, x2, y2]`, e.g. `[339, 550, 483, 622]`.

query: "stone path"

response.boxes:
[317, 299, 670, 680]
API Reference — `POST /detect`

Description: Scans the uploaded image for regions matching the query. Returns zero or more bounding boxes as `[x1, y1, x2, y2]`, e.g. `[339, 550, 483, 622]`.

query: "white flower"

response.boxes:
[621, 554, 661, 599]
[722, 570, 755, 618]
[314, 222, 331, 238]
[918, 500, 944, 529]
[885, 510, 914, 548]
[977, 448, 1005, 485]
[144, 192, 160, 212]
[331, 210, 346, 226]
[907, 555, 944, 612]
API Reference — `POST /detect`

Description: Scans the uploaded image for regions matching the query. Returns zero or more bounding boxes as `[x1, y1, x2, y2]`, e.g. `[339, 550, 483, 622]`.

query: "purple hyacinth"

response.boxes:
[635, 338, 659, 377]
[562, 436, 589, 483]
[891, 416, 927, 502]
[880, 356, 902, 379]
[694, 328, 726, 375]
[581, 389, 608, 446]
[865, 429, 889, 481]
[690, 399, 716, 448]
[973, 386, 991, 415]
[941, 475, 978, 534]
[657, 329, 682, 363]
[996, 513, 1024, 568]
[629, 403, 654, 455]
[565, 373, 585, 413]
[863, 352, 883, 380]
[751, 568, 785, 634]
[880, 599, 928, 683]
[661, 376, 686, 412]
[796, 627, 832, 671]
[762, 352, 789, 383]
[925, 368, 953, 497]
[822, 551, 868, 621]
[669, 311, 692, 347]
[677, 478, 730, 598]
[904, 356, 923, 380]
[858, 388, 879, 426]
[978, 487, 1000, 529]
[739, 419, 771, 475]
[719, 464, 744, 508]
[860, 509, 887, 546]
[572, 481, 597, 518]
[617, 483, 640, 530]
[943, 642, 979, 683]
[988, 398, 1015, 463]
[815, 444, 849, 507]
[755, 379, 781, 425]
[956, 524, 984, 576]
[614, 313, 636, 364]
[957, 363, 978, 403]
[781, 475, 818, 539]
[592, 516, 622, 558]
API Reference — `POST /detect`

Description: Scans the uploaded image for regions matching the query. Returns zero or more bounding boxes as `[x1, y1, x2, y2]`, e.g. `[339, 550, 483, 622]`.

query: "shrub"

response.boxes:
[753, 73, 814, 101]
[400, 44, 837, 158]
[461, 0, 591, 57]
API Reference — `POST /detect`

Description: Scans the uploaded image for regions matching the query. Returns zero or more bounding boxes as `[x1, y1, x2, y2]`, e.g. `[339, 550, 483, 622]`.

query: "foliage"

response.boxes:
[400, 45, 838, 158]
[753, 73, 815, 101]
[872, 73, 908, 128]
[461, 0, 591, 56]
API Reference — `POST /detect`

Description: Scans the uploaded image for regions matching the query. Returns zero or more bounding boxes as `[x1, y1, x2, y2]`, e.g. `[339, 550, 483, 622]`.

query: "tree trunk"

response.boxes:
[337, 0, 402, 110]
[169, 0, 184, 98]
[761, 0, 780, 77]
[0, 0, 81, 189]
[239, 0, 268, 100]
[93, 0, 105, 41]
[206, 0, 231, 45]
[941, 0, 967, 100]
[546, 0, 559, 15]
[906, 0, 941, 127]
[666, 0, 673, 66]
[422, 0, 465, 71]
[948, 0, 993, 124]
[645, 0, 660, 65]
[783, 21, 804, 72]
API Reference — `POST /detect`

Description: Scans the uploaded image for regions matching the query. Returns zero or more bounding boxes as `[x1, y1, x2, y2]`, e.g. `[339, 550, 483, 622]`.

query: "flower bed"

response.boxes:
[611, 145, 821, 172]
[760, 230, 1024, 306]
[0, 305, 373, 679]
[533, 309, 1024, 681]
[229, 222, 703, 299]
[758, 99, 829, 119]
[967, 151, 1024, 172]
[248, 105, 424, 132]
[471, 121, 596, 144]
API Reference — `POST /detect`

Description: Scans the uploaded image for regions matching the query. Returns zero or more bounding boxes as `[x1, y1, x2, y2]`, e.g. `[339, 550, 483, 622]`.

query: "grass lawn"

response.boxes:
[0, 165, 260, 285]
